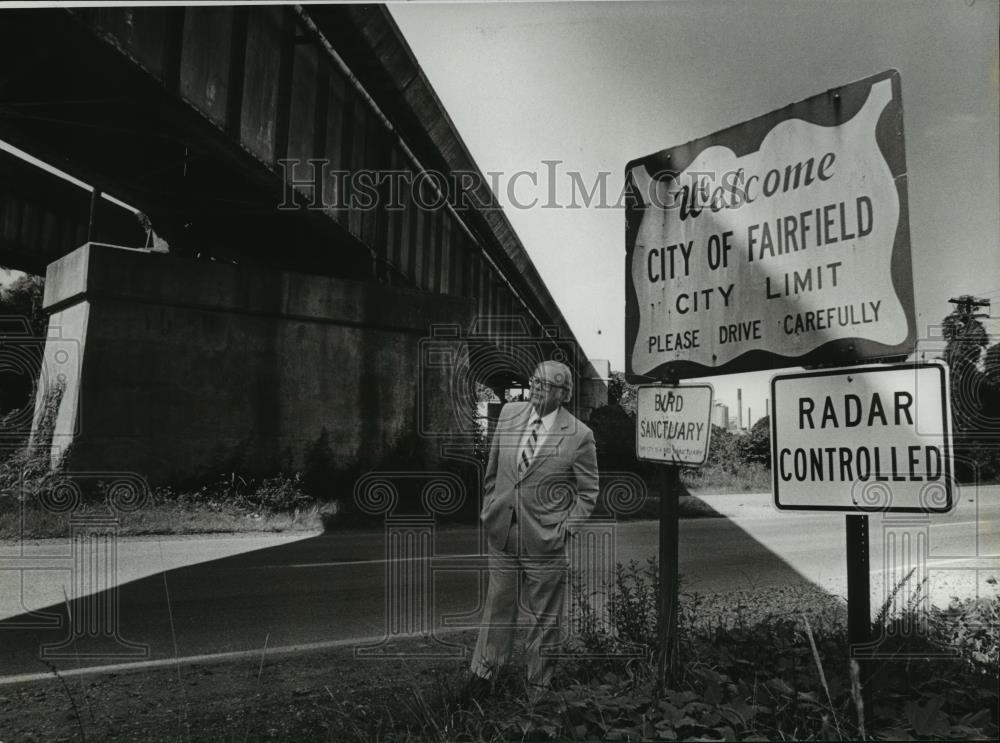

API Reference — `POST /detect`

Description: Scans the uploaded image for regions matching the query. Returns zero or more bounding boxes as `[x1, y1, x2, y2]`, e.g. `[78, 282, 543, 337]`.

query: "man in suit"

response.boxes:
[469, 360, 599, 692]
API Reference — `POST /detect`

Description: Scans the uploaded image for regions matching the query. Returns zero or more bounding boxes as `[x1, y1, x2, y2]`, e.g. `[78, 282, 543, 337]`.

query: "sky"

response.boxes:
[390, 0, 1000, 424]
[0, 2, 996, 426]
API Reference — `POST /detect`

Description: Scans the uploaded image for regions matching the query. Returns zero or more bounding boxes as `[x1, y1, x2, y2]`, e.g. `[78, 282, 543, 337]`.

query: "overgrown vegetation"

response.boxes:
[0, 271, 46, 337]
[683, 420, 772, 493]
[150, 471, 314, 514]
[328, 561, 998, 742]
[7, 568, 995, 741]
[0, 370, 329, 538]
[1, 353, 323, 538]
[0, 465, 324, 539]
[0, 272, 47, 449]
[680, 461, 771, 494]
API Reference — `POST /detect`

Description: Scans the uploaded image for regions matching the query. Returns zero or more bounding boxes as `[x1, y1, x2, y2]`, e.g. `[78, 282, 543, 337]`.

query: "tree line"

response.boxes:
[593, 300, 1000, 484]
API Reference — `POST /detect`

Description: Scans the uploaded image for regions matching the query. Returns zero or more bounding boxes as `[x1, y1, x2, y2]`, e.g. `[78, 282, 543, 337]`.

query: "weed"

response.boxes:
[157, 471, 313, 514]
[682, 462, 772, 493]
[42, 659, 86, 742]
[370, 560, 997, 742]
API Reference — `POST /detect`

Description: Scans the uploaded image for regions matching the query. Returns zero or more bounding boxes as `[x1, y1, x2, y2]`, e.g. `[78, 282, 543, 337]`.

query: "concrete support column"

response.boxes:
[34, 243, 473, 484]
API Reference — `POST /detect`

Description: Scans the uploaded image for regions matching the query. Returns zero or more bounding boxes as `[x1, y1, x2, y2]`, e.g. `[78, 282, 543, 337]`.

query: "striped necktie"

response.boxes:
[519, 417, 543, 475]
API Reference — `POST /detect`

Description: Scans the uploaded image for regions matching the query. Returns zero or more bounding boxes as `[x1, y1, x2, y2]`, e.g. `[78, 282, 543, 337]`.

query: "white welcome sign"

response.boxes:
[625, 70, 915, 381]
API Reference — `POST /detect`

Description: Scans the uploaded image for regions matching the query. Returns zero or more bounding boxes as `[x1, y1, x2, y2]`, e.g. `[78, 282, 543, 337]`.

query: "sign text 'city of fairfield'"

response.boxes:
[625, 70, 914, 380]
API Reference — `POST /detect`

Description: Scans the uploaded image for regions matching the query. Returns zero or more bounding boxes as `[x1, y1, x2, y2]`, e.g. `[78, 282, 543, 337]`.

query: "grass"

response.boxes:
[682, 462, 772, 494]
[4, 563, 995, 741]
[1, 633, 485, 743]
[0, 453, 331, 539]
[2, 494, 727, 541]
[0, 499, 324, 539]
[330, 562, 998, 742]
[0, 452, 743, 540]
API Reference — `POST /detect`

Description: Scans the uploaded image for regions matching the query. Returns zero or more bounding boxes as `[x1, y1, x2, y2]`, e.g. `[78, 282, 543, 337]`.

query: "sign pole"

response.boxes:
[634, 380, 712, 689]
[657, 462, 680, 688]
[653, 374, 684, 690]
[846, 513, 872, 726]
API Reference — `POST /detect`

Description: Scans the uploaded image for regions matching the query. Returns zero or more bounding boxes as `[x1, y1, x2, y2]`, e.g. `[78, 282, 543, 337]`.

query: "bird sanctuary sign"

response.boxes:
[770, 363, 953, 513]
[635, 384, 713, 465]
[624, 70, 915, 381]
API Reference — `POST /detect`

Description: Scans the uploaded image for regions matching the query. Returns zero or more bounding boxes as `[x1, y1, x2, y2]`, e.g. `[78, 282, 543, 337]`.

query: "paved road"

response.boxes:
[0, 487, 996, 681]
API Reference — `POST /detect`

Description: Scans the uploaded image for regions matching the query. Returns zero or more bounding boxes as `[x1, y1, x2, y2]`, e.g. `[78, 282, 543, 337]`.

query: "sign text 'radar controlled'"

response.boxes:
[770, 364, 952, 513]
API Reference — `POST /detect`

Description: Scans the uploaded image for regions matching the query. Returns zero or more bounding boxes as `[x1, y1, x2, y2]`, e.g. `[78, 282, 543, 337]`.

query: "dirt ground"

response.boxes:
[0, 632, 481, 743]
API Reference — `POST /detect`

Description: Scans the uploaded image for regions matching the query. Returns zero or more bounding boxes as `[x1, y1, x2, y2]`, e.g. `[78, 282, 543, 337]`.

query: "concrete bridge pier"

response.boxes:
[31, 243, 475, 490]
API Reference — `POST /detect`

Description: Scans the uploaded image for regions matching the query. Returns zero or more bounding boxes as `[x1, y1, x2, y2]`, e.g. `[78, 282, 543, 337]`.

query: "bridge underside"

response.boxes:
[0, 9, 372, 279]
[0, 8, 606, 496]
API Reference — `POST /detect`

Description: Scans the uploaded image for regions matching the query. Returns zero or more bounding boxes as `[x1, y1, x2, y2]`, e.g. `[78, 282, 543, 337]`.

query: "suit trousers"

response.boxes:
[470, 521, 568, 687]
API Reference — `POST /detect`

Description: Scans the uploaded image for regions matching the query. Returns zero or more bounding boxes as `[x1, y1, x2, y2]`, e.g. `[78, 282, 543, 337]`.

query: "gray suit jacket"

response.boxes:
[480, 401, 599, 553]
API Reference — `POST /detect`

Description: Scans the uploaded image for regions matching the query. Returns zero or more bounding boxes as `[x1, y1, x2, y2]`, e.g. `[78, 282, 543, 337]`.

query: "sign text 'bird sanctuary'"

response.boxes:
[625, 70, 914, 381]
[636, 384, 713, 466]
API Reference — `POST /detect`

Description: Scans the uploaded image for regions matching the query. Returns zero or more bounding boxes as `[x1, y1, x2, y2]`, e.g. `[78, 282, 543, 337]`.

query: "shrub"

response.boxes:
[152, 472, 313, 514]
[588, 405, 654, 479]
[930, 595, 999, 675]
[682, 461, 771, 493]
[327, 561, 996, 743]
[551, 560, 997, 742]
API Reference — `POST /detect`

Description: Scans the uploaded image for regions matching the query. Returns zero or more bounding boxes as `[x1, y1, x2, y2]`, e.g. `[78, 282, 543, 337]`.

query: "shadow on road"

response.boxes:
[0, 499, 834, 679]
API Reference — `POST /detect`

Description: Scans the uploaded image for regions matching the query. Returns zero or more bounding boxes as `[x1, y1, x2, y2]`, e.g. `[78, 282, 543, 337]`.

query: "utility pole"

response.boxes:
[945, 295, 991, 434]
[945, 294, 991, 359]
[948, 295, 991, 329]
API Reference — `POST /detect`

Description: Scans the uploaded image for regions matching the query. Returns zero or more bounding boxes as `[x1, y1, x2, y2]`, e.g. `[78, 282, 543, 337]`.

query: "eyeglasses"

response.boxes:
[528, 376, 566, 390]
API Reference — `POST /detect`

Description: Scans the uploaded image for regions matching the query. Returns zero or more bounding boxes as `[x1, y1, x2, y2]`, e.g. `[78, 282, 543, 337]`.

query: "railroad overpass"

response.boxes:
[0, 6, 606, 488]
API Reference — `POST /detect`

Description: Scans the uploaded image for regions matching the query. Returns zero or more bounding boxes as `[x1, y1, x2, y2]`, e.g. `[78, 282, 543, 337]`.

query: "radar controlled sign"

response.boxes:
[770, 363, 953, 512]
[624, 69, 914, 381]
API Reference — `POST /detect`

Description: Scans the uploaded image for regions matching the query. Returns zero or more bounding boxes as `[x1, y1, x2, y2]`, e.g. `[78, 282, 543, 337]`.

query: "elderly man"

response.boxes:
[470, 360, 599, 693]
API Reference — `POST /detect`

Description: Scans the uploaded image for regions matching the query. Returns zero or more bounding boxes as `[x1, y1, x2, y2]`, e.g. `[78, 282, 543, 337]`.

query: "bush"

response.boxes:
[682, 461, 772, 493]
[0, 272, 46, 337]
[929, 595, 999, 675]
[322, 561, 996, 743]
[588, 404, 653, 478]
[739, 415, 771, 468]
[0, 273, 47, 446]
[153, 472, 314, 514]
[588, 404, 776, 493]
[552, 561, 997, 742]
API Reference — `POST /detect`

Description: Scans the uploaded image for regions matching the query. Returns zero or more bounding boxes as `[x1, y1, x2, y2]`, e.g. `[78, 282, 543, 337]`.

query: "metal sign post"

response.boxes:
[770, 362, 953, 721]
[657, 463, 680, 687]
[845, 515, 871, 646]
[625, 70, 925, 702]
[635, 382, 713, 687]
[846, 513, 873, 725]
